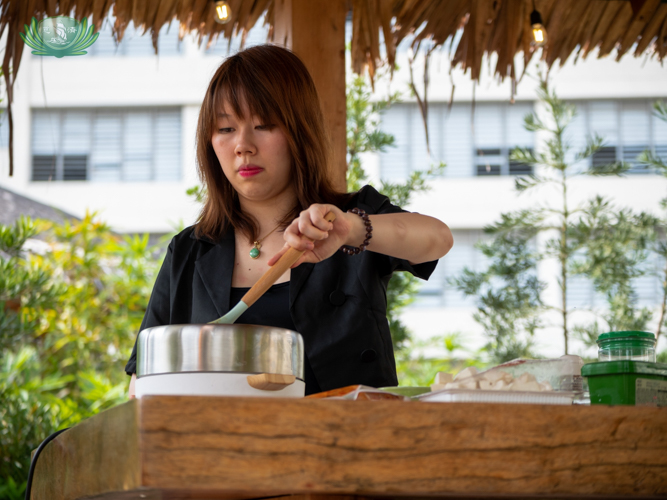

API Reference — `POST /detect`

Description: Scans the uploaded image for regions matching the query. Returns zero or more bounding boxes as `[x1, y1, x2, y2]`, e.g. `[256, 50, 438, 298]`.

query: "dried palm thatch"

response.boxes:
[1, 0, 666, 175]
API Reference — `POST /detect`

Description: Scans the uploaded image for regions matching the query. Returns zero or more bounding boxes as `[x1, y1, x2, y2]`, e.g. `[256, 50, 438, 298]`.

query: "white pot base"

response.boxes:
[135, 372, 305, 398]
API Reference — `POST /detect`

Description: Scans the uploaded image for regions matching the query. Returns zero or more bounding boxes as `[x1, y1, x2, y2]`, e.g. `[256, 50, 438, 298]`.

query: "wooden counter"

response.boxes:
[31, 396, 667, 499]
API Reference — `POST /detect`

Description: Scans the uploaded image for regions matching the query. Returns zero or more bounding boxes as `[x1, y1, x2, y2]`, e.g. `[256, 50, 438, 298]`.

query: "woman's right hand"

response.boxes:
[267, 204, 352, 268]
[128, 373, 137, 399]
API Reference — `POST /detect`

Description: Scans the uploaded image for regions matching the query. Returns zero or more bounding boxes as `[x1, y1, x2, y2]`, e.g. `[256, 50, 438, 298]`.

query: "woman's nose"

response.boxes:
[234, 127, 256, 156]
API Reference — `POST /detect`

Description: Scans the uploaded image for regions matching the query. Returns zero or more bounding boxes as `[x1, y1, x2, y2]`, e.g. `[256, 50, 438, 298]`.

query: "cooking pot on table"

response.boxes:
[135, 324, 305, 398]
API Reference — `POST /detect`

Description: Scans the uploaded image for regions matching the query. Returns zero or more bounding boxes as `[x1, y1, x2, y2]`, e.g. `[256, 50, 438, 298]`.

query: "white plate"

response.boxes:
[419, 388, 575, 405]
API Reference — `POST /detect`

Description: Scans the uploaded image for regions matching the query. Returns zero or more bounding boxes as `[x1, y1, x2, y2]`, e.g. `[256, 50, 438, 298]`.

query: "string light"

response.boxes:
[530, 3, 547, 47]
[213, 1, 232, 24]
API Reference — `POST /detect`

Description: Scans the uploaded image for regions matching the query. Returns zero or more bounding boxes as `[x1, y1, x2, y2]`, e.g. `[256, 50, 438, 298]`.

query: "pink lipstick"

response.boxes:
[238, 165, 263, 178]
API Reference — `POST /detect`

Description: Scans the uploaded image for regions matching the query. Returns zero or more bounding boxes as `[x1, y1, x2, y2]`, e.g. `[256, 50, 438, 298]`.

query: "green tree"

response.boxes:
[638, 100, 667, 345]
[346, 74, 444, 351]
[568, 197, 658, 347]
[452, 212, 545, 362]
[454, 80, 655, 361]
[0, 217, 62, 352]
[394, 332, 483, 386]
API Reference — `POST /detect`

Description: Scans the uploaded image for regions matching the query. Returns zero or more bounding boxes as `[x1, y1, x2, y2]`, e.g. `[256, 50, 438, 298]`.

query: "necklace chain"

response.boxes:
[249, 222, 282, 259]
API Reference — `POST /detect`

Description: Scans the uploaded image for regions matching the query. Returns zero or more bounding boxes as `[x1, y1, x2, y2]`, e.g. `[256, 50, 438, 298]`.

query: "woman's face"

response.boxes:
[212, 98, 294, 208]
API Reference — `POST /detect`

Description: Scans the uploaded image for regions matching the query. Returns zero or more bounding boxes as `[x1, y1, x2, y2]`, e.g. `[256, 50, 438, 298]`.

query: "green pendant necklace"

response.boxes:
[249, 223, 281, 259]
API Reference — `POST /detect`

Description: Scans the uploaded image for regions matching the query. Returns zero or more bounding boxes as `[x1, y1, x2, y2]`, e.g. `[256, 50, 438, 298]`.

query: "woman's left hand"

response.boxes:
[267, 204, 358, 268]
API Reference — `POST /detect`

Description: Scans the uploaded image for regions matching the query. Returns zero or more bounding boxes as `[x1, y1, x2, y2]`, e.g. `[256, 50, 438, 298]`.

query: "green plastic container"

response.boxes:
[582, 361, 667, 406]
[597, 331, 656, 362]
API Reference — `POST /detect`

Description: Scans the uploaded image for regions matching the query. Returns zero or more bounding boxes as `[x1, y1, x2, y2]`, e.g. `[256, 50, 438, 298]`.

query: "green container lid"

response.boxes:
[582, 361, 667, 377]
[597, 331, 656, 347]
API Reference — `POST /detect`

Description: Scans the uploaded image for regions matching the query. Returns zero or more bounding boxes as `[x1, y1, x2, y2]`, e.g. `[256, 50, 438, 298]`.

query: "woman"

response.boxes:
[125, 44, 453, 396]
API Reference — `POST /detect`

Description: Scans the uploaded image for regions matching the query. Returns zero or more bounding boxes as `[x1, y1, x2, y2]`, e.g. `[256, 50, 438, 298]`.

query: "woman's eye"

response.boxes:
[256, 124, 275, 130]
[218, 128, 234, 133]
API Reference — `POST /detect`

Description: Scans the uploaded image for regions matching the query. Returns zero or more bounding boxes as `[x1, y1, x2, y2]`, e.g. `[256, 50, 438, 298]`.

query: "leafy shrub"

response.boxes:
[0, 213, 160, 494]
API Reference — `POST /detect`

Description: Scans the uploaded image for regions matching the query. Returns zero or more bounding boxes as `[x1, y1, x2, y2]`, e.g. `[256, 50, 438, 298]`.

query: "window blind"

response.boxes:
[91, 113, 122, 181]
[124, 112, 152, 181]
[442, 105, 474, 177]
[621, 102, 651, 173]
[0, 110, 8, 148]
[205, 23, 269, 56]
[31, 108, 182, 182]
[652, 108, 667, 160]
[379, 104, 410, 181]
[416, 230, 486, 308]
[89, 19, 182, 57]
[380, 102, 535, 180]
[154, 110, 182, 181]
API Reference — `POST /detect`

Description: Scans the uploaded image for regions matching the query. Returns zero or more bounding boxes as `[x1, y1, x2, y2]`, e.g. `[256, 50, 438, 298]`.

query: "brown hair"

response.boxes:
[194, 44, 348, 242]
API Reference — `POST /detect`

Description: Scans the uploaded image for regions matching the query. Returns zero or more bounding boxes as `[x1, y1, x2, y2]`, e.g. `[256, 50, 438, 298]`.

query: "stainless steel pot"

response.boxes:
[135, 324, 305, 398]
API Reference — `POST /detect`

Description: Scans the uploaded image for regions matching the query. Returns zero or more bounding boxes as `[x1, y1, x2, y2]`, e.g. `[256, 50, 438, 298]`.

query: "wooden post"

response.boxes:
[273, 0, 348, 192]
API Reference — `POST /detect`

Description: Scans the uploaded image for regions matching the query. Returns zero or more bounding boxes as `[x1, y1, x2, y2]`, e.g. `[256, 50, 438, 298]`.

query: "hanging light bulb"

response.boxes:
[530, 8, 547, 47]
[213, 0, 232, 24]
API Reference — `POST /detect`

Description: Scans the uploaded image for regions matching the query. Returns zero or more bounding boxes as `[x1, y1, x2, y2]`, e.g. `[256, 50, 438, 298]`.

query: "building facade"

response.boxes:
[1, 18, 666, 358]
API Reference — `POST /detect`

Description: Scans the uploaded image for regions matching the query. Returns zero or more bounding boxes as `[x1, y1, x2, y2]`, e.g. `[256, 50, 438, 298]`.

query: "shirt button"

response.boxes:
[329, 290, 346, 306]
[360, 349, 377, 363]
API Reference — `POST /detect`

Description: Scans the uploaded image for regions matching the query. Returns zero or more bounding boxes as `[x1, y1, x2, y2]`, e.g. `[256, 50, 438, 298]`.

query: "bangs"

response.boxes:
[211, 61, 281, 126]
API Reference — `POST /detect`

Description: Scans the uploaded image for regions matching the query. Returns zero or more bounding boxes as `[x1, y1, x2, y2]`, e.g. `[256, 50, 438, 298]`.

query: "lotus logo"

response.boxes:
[20, 16, 99, 58]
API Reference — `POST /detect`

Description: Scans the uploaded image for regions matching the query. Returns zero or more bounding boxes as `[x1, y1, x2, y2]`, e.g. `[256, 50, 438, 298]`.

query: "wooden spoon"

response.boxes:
[209, 212, 336, 324]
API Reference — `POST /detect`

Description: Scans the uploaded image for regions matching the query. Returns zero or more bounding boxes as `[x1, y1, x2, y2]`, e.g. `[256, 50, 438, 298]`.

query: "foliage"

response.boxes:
[452, 213, 545, 362]
[658, 349, 667, 364]
[453, 80, 655, 361]
[0, 214, 159, 494]
[394, 333, 484, 386]
[345, 74, 399, 193]
[568, 197, 658, 346]
[346, 73, 445, 351]
[0, 217, 62, 353]
[638, 100, 667, 343]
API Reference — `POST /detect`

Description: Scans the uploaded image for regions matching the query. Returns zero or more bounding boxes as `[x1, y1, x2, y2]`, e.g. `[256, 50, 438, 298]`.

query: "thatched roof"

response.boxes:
[1, 0, 666, 175]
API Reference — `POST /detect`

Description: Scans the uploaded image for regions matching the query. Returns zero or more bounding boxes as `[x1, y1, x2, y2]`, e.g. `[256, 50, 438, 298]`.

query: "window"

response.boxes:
[416, 230, 488, 308]
[566, 247, 663, 310]
[626, 252, 663, 308]
[473, 103, 535, 176]
[88, 19, 182, 57]
[379, 102, 535, 180]
[567, 273, 663, 310]
[566, 275, 607, 311]
[31, 108, 181, 182]
[204, 23, 269, 56]
[567, 100, 666, 174]
[0, 110, 8, 148]
[591, 146, 617, 168]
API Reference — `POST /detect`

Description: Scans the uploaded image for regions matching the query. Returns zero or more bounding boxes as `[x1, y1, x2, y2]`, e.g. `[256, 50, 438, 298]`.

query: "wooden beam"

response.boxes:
[273, 0, 348, 192]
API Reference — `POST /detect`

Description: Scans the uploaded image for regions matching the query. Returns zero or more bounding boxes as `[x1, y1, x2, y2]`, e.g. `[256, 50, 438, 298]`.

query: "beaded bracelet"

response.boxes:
[340, 207, 373, 255]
